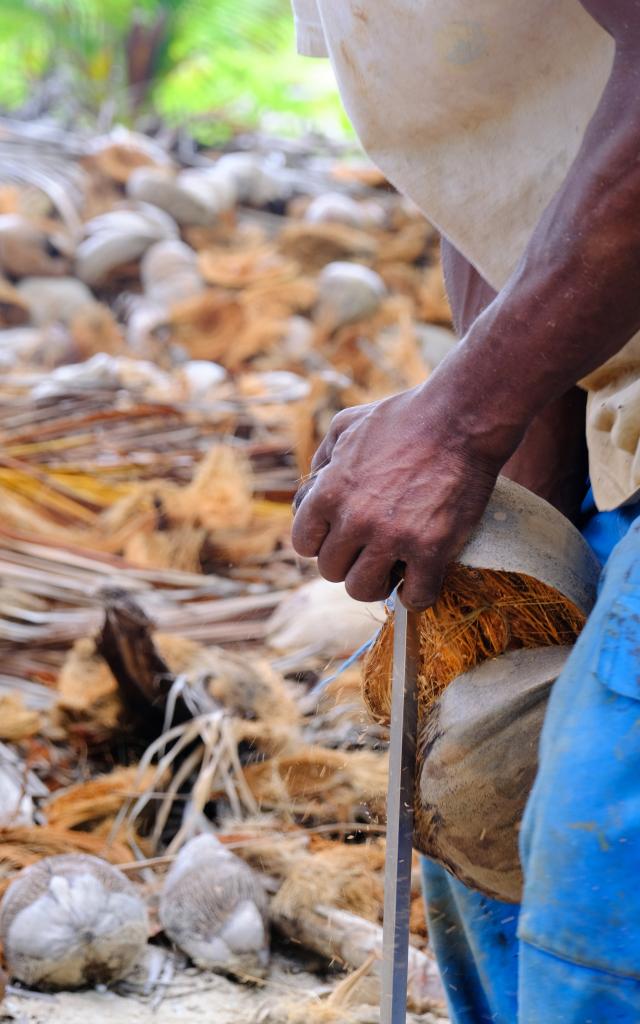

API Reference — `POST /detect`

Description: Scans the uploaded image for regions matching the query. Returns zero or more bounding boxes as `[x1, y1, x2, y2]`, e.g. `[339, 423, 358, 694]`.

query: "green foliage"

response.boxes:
[0, 0, 349, 138]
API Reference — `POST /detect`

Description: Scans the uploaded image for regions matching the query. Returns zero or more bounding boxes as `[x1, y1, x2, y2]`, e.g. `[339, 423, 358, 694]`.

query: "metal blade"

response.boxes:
[381, 599, 420, 1024]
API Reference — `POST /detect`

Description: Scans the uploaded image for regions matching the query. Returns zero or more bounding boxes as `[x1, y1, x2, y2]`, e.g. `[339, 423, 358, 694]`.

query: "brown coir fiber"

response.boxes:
[362, 564, 585, 726]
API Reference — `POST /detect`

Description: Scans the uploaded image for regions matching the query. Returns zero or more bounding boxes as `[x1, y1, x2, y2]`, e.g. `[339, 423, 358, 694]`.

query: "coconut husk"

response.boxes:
[0, 277, 29, 327]
[56, 636, 123, 730]
[278, 222, 378, 272]
[198, 243, 298, 290]
[166, 289, 275, 368]
[0, 695, 42, 742]
[272, 841, 385, 924]
[417, 261, 452, 325]
[69, 302, 125, 358]
[84, 142, 160, 184]
[0, 827, 133, 898]
[241, 747, 388, 823]
[363, 564, 585, 727]
[374, 221, 432, 266]
[124, 524, 207, 573]
[43, 766, 156, 831]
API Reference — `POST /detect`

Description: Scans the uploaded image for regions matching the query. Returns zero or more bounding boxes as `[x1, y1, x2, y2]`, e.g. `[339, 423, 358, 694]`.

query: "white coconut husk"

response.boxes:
[160, 834, 270, 978]
[75, 205, 178, 286]
[316, 262, 386, 329]
[16, 276, 93, 325]
[140, 239, 204, 304]
[266, 579, 385, 658]
[0, 854, 148, 990]
[127, 167, 219, 227]
[213, 153, 288, 206]
[305, 192, 385, 230]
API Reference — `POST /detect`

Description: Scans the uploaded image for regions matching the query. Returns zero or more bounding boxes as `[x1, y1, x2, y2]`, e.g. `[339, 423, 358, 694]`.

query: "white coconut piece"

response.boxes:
[305, 192, 385, 229]
[160, 835, 269, 978]
[243, 371, 311, 405]
[88, 127, 172, 169]
[177, 360, 227, 399]
[140, 239, 204, 306]
[213, 153, 289, 206]
[0, 854, 148, 990]
[280, 316, 316, 361]
[316, 262, 386, 328]
[127, 167, 218, 227]
[0, 324, 76, 370]
[17, 277, 94, 326]
[76, 205, 178, 287]
[266, 579, 386, 657]
[413, 322, 458, 370]
[30, 353, 173, 400]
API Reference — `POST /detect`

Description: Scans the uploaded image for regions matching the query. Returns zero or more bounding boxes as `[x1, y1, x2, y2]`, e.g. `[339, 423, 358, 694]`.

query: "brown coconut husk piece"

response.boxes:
[0, 277, 29, 326]
[363, 564, 585, 727]
[0, 694, 42, 742]
[278, 222, 378, 272]
[69, 302, 125, 358]
[417, 261, 452, 325]
[273, 841, 385, 924]
[241, 747, 388, 824]
[198, 242, 298, 290]
[43, 766, 155, 831]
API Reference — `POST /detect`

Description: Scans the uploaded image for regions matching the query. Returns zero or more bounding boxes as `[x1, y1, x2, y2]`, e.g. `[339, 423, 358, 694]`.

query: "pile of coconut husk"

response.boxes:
[0, 119, 454, 1020]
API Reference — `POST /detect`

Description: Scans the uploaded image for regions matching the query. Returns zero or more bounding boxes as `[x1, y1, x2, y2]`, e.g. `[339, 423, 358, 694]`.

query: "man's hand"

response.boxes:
[292, 381, 501, 610]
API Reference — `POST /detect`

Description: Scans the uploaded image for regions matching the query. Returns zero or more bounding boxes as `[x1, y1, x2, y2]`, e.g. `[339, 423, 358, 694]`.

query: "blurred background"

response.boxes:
[0, 0, 348, 140]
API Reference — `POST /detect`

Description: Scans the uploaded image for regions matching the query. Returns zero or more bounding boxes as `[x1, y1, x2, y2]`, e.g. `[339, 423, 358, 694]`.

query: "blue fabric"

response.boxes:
[421, 496, 640, 1024]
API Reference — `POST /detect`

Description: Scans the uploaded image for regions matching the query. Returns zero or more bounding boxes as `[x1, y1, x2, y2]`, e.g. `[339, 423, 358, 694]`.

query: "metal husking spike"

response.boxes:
[381, 598, 420, 1024]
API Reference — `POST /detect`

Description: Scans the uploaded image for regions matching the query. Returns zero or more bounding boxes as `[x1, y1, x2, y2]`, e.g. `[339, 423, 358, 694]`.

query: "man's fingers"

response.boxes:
[399, 558, 446, 611]
[344, 548, 396, 603]
[291, 495, 330, 557]
[317, 530, 361, 583]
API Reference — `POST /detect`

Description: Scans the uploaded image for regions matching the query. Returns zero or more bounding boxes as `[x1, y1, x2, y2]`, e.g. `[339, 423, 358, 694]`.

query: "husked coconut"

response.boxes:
[17, 276, 93, 325]
[0, 854, 148, 990]
[305, 192, 386, 229]
[127, 167, 218, 227]
[76, 205, 178, 286]
[267, 578, 385, 658]
[160, 835, 270, 978]
[140, 239, 204, 304]
[316, 262, 386, 328]
[213, 153, 289, 206]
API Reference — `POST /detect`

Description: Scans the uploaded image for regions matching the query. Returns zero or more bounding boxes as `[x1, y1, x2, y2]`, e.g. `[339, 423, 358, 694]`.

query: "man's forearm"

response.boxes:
[435, 40, 640, 468]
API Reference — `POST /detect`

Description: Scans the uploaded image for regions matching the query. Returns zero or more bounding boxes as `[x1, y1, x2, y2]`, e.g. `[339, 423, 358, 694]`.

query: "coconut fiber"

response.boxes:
[362, 563, 585, 727]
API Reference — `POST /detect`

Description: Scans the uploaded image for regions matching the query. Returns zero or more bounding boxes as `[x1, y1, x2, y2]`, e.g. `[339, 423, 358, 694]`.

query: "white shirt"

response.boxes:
[292, 1, 640, 512]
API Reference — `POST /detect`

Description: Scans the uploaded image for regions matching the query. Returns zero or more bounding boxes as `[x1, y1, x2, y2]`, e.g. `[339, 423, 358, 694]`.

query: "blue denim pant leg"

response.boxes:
[421, 501, 640, 1024]
[518, 515, 640, 1022]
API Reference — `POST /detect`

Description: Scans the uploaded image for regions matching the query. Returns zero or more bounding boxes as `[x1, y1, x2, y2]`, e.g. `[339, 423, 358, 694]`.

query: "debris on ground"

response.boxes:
[0, 120, 455, 1021]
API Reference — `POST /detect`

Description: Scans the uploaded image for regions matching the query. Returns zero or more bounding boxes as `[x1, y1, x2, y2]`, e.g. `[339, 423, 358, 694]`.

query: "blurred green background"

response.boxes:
[0, 0, 348, 140]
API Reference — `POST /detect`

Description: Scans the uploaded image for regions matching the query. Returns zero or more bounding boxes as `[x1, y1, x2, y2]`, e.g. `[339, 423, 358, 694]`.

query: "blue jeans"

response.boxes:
[421, 495, 640, 1023]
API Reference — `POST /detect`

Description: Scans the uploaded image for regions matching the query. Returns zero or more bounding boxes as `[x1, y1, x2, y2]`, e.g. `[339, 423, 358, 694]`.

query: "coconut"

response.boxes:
[127, 167, 219, 227]
[305, 192, 386, 230]
[415, 646, 570, 902]
[267, 578, 385, 658]
[75, 205, 178, 286]
[16, 276, 93, 325]
[0, 854, 148, 990]
[140, 239, 204, 305]
[159, 834, 269, 978]
[316, 262, 386, 329]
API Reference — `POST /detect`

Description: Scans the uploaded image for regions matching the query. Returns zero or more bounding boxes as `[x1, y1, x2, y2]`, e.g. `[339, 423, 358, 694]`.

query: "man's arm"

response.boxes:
[293, 3, 640, 609]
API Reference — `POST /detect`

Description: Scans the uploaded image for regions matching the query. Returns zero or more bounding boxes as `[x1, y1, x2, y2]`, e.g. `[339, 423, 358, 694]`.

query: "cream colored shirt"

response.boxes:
[293, 0, 640, 511]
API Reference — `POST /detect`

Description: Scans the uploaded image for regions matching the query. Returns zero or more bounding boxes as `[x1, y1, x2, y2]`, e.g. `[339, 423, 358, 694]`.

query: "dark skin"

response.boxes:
[293, 1, 640, 610]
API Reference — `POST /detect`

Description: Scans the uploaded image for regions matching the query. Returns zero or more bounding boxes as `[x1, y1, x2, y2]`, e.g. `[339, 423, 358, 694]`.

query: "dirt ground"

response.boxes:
[3, 958, 449, 1024]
